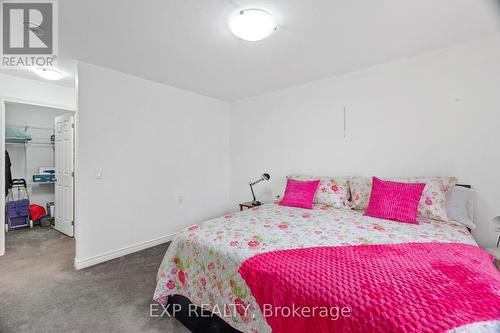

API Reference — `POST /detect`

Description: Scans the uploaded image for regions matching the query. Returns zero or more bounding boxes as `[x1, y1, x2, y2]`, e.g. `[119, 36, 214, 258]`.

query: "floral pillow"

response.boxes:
[287, 175, 350, 208]
[407, 176, 457, 222]
[349, 176, 457, 222]
[349, 177, 372, 211]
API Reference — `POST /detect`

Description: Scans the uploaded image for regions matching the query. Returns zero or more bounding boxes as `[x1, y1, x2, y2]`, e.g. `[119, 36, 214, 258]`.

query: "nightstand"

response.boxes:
[486, 247, 500, 270]
[239, 202, 261, 211]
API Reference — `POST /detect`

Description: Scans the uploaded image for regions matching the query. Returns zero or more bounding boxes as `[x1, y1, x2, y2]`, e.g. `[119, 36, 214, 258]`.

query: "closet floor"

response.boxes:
[0, 227, 187, 333]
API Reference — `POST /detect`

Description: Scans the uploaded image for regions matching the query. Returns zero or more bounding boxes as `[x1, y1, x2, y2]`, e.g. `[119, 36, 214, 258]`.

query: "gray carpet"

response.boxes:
[0, 227, 189, 333]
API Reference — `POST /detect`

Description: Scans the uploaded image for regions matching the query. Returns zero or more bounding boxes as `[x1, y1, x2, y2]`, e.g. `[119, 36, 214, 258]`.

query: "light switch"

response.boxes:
[96, 169, 103, 179]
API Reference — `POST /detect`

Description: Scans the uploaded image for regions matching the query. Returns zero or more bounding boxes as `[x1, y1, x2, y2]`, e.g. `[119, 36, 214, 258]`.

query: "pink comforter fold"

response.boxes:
[238, 243, 500, 333]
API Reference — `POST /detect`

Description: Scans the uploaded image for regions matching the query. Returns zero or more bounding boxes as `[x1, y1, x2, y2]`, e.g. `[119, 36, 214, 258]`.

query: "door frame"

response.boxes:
[0, 97, 78, 261]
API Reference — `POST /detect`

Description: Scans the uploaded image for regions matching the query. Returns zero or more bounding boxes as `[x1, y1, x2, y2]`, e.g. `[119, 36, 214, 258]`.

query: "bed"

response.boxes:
[153, 201, 500, 332]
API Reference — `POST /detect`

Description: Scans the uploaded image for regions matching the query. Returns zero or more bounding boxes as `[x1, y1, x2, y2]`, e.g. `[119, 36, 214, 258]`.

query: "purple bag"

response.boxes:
[7, 199, 30, 228]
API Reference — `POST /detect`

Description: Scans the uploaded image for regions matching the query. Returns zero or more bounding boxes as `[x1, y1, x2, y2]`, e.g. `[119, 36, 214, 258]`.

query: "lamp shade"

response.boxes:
[229, 9, 277, 41]
[493, 216, 500, 232]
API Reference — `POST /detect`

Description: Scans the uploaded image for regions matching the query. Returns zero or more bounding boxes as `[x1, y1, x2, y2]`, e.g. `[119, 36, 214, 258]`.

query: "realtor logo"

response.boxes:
[1, 0, 58, 67]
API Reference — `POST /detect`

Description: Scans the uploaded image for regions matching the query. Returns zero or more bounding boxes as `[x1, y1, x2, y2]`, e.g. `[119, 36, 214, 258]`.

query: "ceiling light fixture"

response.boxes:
[229, 9, 277, 41]
[31, 67, 67, 80]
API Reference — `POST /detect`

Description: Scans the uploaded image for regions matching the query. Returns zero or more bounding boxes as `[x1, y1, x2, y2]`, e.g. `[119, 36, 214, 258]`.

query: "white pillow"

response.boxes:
[446, 186, 476, 230]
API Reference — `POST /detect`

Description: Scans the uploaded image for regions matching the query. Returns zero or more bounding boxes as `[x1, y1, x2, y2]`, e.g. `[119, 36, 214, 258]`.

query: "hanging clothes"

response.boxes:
[5, 150, 12, 196]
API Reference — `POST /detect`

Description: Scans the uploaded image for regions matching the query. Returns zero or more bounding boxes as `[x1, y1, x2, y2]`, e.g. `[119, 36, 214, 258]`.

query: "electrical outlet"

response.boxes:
[178, 195, 183, 204]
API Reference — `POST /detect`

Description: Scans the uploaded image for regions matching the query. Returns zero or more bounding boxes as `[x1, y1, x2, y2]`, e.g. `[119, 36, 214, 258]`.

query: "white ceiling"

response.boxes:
[2, 0, 500, 101]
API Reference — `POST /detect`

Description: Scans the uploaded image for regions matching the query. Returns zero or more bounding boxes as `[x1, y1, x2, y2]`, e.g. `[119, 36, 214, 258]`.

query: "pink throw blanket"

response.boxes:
[238, 243, 500, 333]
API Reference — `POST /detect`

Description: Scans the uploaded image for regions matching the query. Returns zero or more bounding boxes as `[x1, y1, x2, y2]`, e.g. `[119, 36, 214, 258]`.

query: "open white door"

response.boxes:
[55, 114, 74, 237]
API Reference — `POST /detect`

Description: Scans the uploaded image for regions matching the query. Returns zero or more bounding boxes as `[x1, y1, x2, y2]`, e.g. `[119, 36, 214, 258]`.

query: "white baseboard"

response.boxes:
[74, 233, 175, 270]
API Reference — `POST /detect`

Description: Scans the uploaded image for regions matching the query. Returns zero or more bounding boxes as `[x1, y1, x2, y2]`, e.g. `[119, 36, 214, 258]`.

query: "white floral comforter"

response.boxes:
[153, 204, 497, 333]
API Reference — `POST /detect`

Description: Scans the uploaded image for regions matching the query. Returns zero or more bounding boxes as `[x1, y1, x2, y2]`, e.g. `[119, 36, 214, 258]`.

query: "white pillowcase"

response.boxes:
[446, 186, 476, 230]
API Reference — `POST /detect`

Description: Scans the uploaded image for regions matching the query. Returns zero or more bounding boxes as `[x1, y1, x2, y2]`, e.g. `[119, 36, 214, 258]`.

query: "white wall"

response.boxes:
[5, 103, 71, 207]
[230, 34, 500, 248]
[76, 62, 230, 266]
[1, 74, 76, 256]
[0, 73, 76, 109]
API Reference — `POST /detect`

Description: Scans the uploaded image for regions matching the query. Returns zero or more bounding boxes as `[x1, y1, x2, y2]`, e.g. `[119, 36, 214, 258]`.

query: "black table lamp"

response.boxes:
[249, 173, 270, 205]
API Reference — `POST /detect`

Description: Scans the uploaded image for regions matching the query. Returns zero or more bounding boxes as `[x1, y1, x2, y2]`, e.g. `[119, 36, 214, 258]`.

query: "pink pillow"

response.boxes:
[279, 179, 320, 209]
[364, 177, 425, 224]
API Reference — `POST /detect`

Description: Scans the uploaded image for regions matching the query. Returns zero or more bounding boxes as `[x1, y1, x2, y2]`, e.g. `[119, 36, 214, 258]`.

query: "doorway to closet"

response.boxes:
[4, 101, 75, 246]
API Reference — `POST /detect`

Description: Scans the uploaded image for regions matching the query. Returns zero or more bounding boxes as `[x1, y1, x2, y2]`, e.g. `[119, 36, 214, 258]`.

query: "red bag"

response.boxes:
[29, 204, 46, 222]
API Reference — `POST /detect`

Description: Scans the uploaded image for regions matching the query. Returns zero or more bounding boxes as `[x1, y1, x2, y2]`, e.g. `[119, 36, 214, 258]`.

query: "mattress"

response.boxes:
[153, 203, 498, 333]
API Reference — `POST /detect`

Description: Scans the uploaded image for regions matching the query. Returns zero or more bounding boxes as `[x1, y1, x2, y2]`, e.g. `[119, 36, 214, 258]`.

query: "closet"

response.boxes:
[4, 102, 74, 237]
